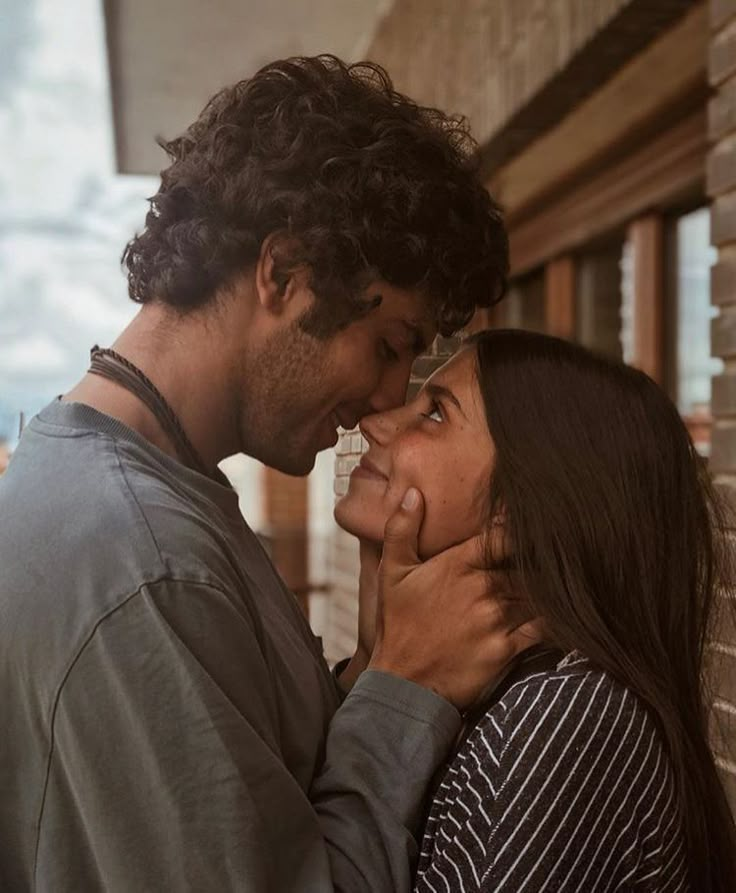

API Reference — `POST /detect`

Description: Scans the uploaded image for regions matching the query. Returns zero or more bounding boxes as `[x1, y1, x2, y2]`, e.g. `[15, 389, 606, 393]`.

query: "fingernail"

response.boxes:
[402, 487, 419, 509]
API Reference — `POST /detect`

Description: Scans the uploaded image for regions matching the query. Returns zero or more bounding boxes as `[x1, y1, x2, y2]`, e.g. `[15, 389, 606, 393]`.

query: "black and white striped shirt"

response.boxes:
[415, 649, 688, 892]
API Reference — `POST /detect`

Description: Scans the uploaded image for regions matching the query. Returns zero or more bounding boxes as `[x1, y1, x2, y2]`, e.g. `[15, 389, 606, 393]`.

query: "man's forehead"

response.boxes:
[399, 317, 436, 354]
[364, 281, 438, 350]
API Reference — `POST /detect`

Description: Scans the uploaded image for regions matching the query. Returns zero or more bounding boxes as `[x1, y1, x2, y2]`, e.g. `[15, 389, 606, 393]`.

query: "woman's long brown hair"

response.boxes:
[470, 329, 736, 891]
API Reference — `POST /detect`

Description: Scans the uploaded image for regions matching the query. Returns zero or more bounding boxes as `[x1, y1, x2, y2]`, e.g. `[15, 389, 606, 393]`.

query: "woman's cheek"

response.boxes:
[417, 476, 483, 559]
[417, 492, 455, 558]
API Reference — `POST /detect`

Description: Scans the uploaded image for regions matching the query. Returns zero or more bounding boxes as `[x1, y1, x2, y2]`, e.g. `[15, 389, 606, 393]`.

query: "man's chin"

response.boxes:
[276, 453, 317, 477]
[252, 443, 317, 477]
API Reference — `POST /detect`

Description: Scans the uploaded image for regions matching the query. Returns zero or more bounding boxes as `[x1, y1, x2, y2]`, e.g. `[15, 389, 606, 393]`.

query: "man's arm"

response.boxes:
[38, 578, 458, 893]
[312, 670, 460, 890]
[38, 492, 539, 892]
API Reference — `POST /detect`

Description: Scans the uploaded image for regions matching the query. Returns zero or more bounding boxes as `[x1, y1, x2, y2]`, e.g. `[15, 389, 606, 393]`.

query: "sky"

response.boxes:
[0, 0, 339, 550]
[0, 0, 157, 442]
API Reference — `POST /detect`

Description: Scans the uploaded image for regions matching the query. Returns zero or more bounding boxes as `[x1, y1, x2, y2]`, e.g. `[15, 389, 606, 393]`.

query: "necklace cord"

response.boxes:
[88, 346, 209, 476]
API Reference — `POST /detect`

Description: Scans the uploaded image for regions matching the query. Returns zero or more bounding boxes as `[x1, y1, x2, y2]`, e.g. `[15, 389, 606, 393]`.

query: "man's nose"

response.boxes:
[360, 408, 403, 447]
[367, 360, 413, 415]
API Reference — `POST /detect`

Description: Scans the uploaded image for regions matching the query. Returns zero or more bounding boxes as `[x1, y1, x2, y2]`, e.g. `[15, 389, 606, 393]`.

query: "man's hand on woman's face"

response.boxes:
[369, 487, 544, 711]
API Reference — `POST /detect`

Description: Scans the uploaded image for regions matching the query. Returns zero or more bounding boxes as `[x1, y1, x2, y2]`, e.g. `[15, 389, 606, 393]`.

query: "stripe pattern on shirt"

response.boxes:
[415, 650, 688, 892]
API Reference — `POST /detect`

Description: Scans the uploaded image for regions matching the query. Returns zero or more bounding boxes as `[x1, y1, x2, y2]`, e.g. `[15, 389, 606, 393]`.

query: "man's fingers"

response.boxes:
[508, 617, 546, 647]
[381, 488, 424, 576]
[435, 532, 487, 571]
[495, 597, 537, 633]
[435, 525, 513, 574]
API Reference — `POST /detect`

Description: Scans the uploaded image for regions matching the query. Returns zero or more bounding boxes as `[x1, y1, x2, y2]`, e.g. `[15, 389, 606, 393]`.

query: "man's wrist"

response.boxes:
[336, 647, 370, 693]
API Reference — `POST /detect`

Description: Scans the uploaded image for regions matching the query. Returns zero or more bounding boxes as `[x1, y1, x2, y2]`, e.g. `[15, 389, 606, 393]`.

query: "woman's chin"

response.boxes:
[334, 495, 387, 543]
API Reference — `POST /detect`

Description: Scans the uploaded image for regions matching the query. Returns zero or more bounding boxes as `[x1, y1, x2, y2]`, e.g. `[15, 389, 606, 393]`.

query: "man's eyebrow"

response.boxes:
[425, 382, 466, 418]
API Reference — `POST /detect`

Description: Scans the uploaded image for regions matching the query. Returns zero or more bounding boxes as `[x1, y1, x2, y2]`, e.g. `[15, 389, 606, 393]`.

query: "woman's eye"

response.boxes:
[421, 403, 443, 423]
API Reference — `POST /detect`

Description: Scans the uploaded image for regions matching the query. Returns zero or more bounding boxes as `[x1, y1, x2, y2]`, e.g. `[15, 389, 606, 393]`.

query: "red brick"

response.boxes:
[712, 191, 736, 245]
[710, 16, 736, 86]
[711, 250, 736, 305]
[712, 372, 736, 414]
[710, 701, 736, 763]
[717, 764, 736, 820]
[708, 135, 736, 196]
[710, 422, 736, 471]
[709, 72, 736, 141]
[711, 306, 736, 357]
[712, 0, 736, 32]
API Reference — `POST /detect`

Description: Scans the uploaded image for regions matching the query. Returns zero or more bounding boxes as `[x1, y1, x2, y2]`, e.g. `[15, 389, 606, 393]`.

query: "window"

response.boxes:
[666, 207, 721, 455]
[497, 269, 546, 331]
[576, 241, 626, 360]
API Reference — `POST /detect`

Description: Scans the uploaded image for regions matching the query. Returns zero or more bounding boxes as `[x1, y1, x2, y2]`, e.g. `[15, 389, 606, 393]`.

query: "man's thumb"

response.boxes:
[381, 487, 423, 573]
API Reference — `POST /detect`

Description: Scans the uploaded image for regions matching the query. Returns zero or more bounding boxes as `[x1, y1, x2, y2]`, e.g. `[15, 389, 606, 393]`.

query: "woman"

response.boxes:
[335, 329, 736, 892]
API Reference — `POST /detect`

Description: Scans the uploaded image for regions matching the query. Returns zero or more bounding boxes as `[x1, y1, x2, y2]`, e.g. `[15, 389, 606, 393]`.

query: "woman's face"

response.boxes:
[334, 347, 495, 558]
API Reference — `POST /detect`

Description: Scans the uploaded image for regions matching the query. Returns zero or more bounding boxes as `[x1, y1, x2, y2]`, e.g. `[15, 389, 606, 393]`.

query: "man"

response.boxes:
[0, 56, 532, 891]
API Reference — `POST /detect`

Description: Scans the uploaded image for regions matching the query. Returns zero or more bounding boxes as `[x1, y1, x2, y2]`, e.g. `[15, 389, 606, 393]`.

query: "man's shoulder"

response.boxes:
[6, 408, 251, 572]
[1, 417, 165, 574]
[0, 418, 255, 693]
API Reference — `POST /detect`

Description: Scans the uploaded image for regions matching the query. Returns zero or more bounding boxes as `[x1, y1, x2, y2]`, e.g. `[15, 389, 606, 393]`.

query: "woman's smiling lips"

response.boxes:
[352, 455, 389, 482]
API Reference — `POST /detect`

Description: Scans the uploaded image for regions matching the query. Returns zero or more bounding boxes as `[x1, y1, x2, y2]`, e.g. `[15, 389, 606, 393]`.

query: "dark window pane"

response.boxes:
[576, 242, 624, 360]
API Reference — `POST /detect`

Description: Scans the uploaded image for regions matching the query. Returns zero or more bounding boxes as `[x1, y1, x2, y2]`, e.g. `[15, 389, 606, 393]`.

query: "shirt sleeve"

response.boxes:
[314, 669, 462, 890]
[37, 578, 460, 893]
[476, 673, 653, 891]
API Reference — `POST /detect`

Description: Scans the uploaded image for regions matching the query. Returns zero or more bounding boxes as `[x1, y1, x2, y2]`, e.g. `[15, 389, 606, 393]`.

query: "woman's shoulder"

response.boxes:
[482, 646, 654, 743]
[416, 649, 685, 892]
[456, 645, 673, 810]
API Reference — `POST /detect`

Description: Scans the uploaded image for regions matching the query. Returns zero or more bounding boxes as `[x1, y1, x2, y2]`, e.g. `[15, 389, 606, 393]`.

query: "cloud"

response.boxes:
[0, 332, 68, 376]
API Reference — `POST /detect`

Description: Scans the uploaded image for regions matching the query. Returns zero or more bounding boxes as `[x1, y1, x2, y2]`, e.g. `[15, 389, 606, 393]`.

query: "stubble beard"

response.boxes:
[237, 320, 331, 475]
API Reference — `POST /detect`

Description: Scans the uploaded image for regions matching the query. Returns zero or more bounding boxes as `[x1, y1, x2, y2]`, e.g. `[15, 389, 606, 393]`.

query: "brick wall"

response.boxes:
[707, 0, 736, 814]
[366, 0, 695, 169]
[367, 0, 623, 140]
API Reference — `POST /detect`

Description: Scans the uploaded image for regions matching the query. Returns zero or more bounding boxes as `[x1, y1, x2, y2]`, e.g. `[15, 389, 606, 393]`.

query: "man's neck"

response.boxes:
[63, 303, 240, 474]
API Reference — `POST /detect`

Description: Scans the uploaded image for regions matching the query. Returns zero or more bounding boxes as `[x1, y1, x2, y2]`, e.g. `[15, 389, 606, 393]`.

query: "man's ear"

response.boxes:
[255, 233, 306, 315]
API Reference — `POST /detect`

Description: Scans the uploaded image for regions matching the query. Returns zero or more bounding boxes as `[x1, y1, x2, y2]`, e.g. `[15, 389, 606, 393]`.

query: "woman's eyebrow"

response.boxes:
[425, 383, 466, 419]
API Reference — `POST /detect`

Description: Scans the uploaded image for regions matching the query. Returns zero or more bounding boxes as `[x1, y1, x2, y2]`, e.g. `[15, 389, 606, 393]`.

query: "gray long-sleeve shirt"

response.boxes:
[0, 400, 461, 892]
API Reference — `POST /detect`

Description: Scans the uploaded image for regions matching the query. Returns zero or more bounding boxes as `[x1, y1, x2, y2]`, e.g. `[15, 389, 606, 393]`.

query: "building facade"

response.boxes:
[323, 0, 736, 814]
[103, 0, 736, 813]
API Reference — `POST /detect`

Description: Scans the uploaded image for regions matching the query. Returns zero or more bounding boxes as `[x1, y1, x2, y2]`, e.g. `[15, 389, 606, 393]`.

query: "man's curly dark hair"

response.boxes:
[122, 55, 508, 337]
